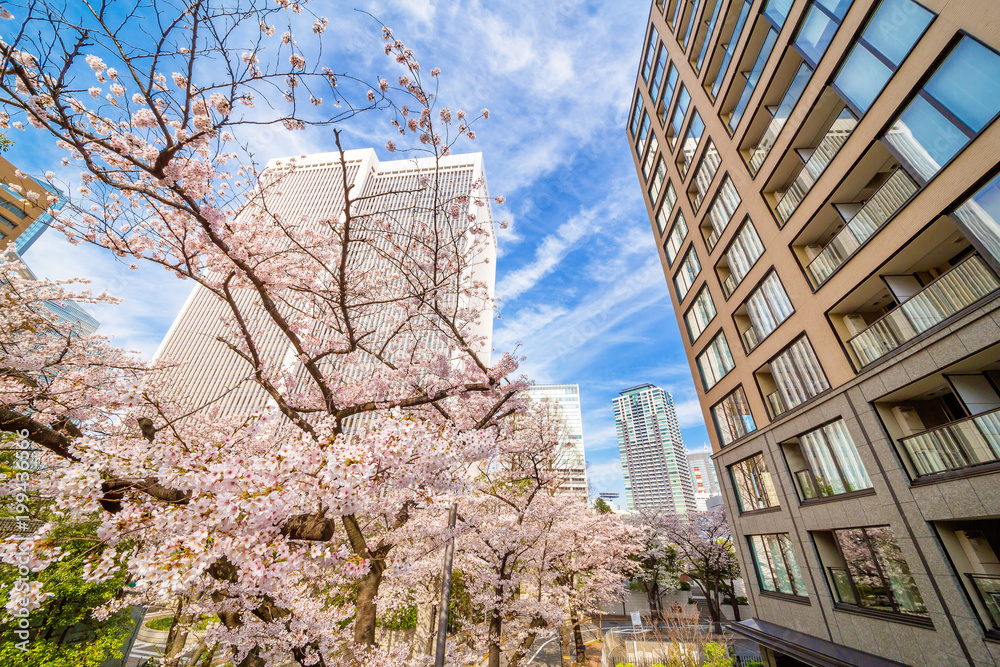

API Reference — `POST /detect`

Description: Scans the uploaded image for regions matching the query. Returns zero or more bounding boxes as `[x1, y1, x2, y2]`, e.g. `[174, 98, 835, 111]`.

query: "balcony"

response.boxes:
[765, 390, 787, 419]
[774, 109, 857, 225]
[968, 574, 1000, 630]
[723, 273, 737, 298]
[846, 254, 1000, 367]
[805, 169, 919, 287]
[900, 406, 1000, 478]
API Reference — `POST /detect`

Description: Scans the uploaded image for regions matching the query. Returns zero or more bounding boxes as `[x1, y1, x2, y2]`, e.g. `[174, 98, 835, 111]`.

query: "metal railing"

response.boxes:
[968, 573, 1000, 630]
[740, 326, 760, 352]
[846, 254, 1000, 367]
[774, 110, 857, 224]
[765, 390, 787, 419]
[805, 168, 918, 286]
[900, 405, 1000, 477]
[722, 273, 737, 298]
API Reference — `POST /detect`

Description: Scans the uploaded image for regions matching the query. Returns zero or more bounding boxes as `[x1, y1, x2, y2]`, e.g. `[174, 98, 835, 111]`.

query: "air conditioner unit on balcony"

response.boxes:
[891, 405, 925, 437]
[843, 314, 869, 337]
[804, 244, 824, 262]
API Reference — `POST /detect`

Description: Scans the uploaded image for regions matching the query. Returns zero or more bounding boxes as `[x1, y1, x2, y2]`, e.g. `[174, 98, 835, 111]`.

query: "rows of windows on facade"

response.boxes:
[613, 383, 722, 514]
[0, 155, 99, 334]
[630, 0, 1000, 664]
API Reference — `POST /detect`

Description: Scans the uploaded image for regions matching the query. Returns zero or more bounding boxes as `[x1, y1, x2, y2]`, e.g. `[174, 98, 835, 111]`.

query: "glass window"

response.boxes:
[885, 37, 1000, 180]
[793, 2, 845, 66]
[695, 0, 725, 71]
[730, 453, 778, 511]
[690, 141, 721, 210]
[712, 386, 757, 445]
[705, 175, 742, 250]
[685, 285, 717, 342]
[650, 47, 669, 101]
[668, 86, 692, 148]
[663, 210, 687, 265]
[955, 172, 1000, 265]
[763, 0, 794, 26]
[650, 158, 668, 203]
[642, 134, 660, 181]
[656, 183, 679, 236]
[749, 62, 813, 174]
[722, 219, 764, 294]
[831, 526, 928, 616]
[711, 0, 753, 100]
[833, 0, 933, 113]
[629, 95, 644, 137]
[679, 112, 705, 177]
[744, 271, 793, 343]
[642, 28, 659, 81]
[661, 64, 680, 117]
[749, 534, 808, 596]
[730, 28, 779, 132]
[796, 419, 873, 500]
[682, 0, 704, 49]
[767, 335, 830, 414]
[674, 246, 702, 300]
[635, 111, 651, 158]
[697, 330, 735, 390]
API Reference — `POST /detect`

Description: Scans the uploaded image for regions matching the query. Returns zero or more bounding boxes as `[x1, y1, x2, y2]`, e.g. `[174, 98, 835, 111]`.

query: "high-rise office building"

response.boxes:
[687, 447, 721, 510]
[155, 149, 496, 416]
[0, 156, 66, 255]
[526, 384, 589, 497]
[613, 384, 695, 513]
[630, 1, 1000, 665]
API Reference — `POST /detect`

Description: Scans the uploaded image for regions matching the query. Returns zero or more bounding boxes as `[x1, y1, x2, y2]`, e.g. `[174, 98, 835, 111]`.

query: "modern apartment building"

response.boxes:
[687, 446, 722, 509]
[155, 149, 496, 416]
[613, 384, 696, 513]
[0, 155, 66, 255]
[526, 384, 590, 497]
[629, 0, 1000, 665]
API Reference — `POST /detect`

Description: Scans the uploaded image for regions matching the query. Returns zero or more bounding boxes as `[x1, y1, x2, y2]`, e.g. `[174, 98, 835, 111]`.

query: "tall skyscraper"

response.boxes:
[686, 447, 720, 511]
[526, 384, 589, 497]
[613, 384, 695, 514]
[0, 156, 66, 255]
[631, 1, 1000, 665]
[154, 149, 495, 416]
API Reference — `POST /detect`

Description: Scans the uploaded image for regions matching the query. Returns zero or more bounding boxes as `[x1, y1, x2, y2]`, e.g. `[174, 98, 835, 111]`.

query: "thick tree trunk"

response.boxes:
[354, 566, 384, 646]
[646, 579, 660, 619]
[571, 609, 586, 665]
[508, 617, 547, 667]
[163, 596, 193, 667]
[488, 607, 503, 667]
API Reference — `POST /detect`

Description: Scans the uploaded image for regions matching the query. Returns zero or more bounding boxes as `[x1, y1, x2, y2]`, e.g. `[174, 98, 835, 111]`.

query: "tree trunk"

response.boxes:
[646, 579, 660, 619]
[488, 606, 503, 667]
[354, 566, 384, 646]
[728, 579, 741, 622]
[508, 617, 547, 667]
[163, 596, 193, 667]
[570, 609, 586, 665]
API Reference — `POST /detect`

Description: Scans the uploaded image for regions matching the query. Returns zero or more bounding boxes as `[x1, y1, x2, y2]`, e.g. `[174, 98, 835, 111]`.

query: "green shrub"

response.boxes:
[379, 604, 418, 630]
[688, 597, 695, 605]
[615, 663, 638, 667]
[745, 662, 764, 667]
[679, 581, 691, 591]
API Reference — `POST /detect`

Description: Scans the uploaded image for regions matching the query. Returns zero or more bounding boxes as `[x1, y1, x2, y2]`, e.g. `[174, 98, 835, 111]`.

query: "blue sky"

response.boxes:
[8, 0, 712, 503]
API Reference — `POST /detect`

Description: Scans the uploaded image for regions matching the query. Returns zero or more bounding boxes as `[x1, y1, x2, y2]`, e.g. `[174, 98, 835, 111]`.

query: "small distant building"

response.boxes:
[687, 447, 721, 511]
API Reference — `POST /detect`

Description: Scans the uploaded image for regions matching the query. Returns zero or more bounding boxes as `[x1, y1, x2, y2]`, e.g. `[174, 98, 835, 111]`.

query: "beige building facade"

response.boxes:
[629, 0, 1000, 665]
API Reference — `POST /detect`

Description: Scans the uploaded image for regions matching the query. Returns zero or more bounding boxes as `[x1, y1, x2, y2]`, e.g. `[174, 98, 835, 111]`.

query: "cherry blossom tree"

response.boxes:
[0, 2, 534, 665]
[642, 509, 741, 633]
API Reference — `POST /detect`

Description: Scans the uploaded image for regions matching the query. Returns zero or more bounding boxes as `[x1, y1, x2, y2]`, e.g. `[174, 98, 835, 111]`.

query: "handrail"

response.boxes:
[805, 168, 918, 286]
[846, 253, 999, 357]
[899, 404, 1000, 445]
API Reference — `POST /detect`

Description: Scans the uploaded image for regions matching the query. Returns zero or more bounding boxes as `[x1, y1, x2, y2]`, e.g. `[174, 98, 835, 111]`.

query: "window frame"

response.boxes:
[748, 533, 810, 598]
[696, 329, 736, 391]
[711, 385, 758, 446]
[716, 216, 765, 299]
[729, 452, 779, 513]
[684, 283, 718, 343]
[674, 244, 703, 301]
[755, 333, 831, 419]
[736, 268, 795, 352]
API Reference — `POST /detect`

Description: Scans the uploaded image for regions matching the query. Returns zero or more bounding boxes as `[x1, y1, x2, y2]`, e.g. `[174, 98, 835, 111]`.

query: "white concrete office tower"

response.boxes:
[526, 384, 589, 497]
[686, 448, 720, 512]
[154, 149, 496, 415]
[613, 384, 695, 513]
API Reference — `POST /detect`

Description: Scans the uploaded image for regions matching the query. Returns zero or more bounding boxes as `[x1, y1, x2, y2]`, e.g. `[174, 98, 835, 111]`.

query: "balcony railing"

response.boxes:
[805, 169, 919, 287]
[774, 110, 858, 225]
[740, 326, 760, 352]
[765, 390, 787, 419]
[846, 254, 1000, 367]
[900, 405, 1000, 478]
[829, 567, 858, 606]
[968, 573, 1000, 630]
[723, 273, 737, 298]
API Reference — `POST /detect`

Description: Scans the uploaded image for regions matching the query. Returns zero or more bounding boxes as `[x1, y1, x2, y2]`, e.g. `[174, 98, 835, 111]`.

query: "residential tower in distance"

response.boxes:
[526, 383, 589, 497]
[630, 0, 1000, 665]
[613, 383, 696, 514]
